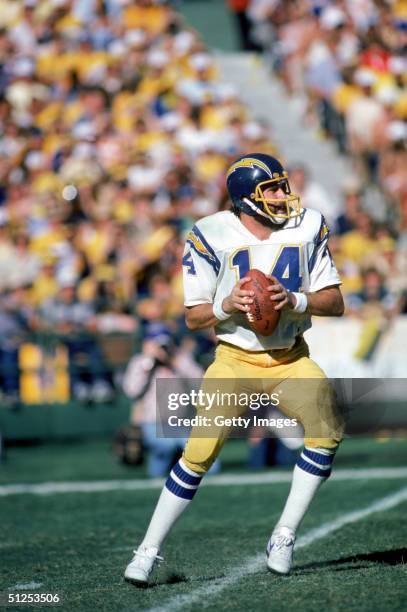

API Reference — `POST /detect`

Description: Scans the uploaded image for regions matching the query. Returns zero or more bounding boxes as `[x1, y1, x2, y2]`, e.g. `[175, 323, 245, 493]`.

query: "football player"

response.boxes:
[124, 153, 345, 584]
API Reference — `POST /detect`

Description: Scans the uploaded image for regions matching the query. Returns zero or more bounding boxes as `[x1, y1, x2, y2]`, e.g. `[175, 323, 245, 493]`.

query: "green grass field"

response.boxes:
[1, 438, 406, 611]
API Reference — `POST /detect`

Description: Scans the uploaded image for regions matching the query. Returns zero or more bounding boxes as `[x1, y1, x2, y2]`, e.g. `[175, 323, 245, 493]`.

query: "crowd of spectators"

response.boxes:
[0, 0, 405, 402]
[0, 0, 279, 402]
[236, 0, 407, 319]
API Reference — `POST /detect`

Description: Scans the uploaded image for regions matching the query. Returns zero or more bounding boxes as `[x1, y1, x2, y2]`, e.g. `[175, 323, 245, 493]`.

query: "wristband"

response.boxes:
[213, 299, 232, 321]
[291, 292, 308, 314]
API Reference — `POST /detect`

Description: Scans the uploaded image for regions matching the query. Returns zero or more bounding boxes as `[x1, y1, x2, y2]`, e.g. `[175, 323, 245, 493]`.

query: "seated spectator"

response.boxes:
[334, 183, 363, 235]
[346, 267, 399, 318]
[345, 68, 386, 182]
[339, 211, 377, 293]
[346, 266, 400, 362]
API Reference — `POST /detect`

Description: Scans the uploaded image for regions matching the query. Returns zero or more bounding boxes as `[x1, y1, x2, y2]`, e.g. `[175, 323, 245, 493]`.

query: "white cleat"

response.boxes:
[124, 545, 163, 586]
[266, 526, 296, 575]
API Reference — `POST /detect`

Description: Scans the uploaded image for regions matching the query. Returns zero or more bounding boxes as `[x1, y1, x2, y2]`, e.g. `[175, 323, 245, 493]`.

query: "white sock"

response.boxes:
[275, 447, 336, 533]
[142, 458, 202, 550]
[276, 465, 324, 532]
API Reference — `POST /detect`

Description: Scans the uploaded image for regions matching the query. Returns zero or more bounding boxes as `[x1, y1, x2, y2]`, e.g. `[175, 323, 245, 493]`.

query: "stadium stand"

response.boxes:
[0, 0, 405, 406]
[245, 0, 407, 309]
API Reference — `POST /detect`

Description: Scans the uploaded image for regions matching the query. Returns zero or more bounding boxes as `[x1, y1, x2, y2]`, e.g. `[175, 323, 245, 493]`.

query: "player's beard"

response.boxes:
[240, 198, 289, 230]
[257, 213, 288, 230]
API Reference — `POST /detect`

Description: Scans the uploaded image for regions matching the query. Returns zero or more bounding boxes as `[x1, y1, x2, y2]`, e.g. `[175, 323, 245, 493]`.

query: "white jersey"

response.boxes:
[182, 209, 341, 351]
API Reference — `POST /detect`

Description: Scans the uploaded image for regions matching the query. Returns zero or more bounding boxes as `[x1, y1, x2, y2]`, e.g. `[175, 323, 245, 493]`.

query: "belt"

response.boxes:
[218, 335, 302, 355]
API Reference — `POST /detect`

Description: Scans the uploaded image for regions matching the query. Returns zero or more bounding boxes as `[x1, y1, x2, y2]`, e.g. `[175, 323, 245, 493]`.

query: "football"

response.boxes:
[243, 269, 280, 336]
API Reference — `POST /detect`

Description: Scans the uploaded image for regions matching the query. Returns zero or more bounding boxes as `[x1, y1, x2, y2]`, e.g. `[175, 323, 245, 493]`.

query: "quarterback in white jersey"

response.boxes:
[124, 153, 345, 586]
[183, 207, 341, 351]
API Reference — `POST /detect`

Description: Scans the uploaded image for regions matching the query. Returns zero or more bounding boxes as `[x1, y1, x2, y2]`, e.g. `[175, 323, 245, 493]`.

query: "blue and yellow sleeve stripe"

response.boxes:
[186, 225, 221, 275]
[309, 215, 331, 272]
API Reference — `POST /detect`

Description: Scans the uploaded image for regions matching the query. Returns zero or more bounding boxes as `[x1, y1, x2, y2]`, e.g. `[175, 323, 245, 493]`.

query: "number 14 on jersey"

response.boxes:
[230, 246, 302, 292]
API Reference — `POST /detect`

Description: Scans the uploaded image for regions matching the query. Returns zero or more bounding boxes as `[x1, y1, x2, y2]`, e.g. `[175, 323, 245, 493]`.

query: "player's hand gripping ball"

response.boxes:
[243, 269, 281, 336]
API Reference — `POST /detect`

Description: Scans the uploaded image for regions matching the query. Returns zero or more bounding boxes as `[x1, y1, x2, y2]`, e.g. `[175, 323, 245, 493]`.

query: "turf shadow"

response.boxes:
[124, 573, 188, 590]
[134, 571, 226, 589]
[156, 572, 189, 586]
[294, 547, 407, 573]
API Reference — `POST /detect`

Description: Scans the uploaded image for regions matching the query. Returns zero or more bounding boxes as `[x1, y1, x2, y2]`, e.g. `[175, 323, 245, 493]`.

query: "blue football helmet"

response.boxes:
[226, 153, 300, 224]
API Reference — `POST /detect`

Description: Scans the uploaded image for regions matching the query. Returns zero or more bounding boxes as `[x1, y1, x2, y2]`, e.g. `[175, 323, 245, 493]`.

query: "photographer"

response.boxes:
[122, 326, 203, 477]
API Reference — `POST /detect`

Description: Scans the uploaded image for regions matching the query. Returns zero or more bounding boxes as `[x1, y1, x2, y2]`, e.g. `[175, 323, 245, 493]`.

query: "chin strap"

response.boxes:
[242, 197, 271, 219]
[242, 198, 287, 225]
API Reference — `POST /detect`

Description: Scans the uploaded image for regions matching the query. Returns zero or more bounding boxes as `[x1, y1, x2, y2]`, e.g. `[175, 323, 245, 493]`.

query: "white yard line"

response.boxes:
[148, 485, 407, 612]
[1, 467, 406, 497]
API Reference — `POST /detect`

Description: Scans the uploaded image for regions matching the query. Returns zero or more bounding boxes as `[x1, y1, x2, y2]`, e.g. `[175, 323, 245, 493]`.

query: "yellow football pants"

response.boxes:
[183, 337, 343, 474]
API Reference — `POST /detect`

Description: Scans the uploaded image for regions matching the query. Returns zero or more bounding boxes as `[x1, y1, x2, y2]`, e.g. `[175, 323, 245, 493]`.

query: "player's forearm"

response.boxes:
[184, 304, 219, 330]
[303, 286, 345, 317]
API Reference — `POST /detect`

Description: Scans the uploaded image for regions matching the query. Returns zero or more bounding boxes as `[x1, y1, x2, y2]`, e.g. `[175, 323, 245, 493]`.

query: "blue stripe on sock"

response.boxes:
[165, 476, 198, 500]
[297, 457, 332, 478]
[173, 461, 202, 486]
[303, 448, 334, 466]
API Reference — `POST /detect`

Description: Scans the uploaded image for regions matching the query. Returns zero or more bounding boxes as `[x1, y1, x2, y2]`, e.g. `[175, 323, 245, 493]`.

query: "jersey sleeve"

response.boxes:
[308, 215, 341, 292]
[182, 224, 220, 306]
